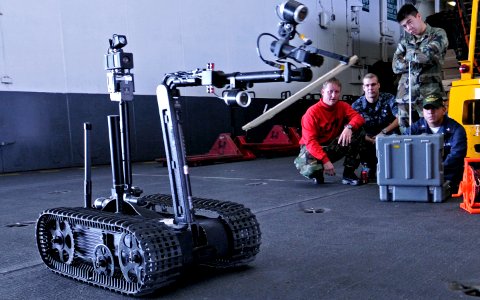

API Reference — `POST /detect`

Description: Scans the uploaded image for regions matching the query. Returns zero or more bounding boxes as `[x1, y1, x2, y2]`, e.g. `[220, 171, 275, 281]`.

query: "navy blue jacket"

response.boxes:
[410, 116, 467, 186]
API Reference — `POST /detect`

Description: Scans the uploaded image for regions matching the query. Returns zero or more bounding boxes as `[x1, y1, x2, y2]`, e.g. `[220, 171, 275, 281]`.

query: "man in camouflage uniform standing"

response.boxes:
[392, 4, 448, 134]
[294, 78, 365, 186]
[351, 73, 399, 179]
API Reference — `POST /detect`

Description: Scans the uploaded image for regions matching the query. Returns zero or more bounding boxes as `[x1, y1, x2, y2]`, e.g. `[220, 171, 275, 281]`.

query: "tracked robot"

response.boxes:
[35, 1, 355, 295]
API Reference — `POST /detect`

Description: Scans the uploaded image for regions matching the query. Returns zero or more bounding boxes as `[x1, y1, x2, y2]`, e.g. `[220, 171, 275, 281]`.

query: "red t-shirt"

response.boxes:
[299, 99, 365, 163]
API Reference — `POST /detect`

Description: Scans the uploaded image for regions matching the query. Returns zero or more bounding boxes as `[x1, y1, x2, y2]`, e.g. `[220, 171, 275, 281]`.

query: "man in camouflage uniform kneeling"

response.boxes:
[294, 78, 365, 185]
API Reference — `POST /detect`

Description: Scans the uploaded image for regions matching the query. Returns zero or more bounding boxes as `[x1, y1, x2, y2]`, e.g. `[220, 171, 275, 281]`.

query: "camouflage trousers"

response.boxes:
[294, 128, 365, 179]
[397, 102, 423, 135]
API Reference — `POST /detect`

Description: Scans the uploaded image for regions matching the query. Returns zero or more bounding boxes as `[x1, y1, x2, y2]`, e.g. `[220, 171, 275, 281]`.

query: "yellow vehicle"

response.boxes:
[448, 0, 480, 157]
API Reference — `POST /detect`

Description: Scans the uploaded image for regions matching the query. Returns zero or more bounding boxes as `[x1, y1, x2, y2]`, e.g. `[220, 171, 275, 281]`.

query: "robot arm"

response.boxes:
[158, 1, 356, 227]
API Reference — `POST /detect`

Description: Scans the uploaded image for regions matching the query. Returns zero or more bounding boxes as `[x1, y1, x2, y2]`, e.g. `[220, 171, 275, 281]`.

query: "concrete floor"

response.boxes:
[2, 156, 480, 299]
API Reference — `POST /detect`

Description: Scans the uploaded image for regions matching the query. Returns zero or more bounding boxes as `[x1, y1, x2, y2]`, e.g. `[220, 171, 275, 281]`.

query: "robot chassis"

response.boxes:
[34, 35, 315, 295]
[34, 0, 354, 294]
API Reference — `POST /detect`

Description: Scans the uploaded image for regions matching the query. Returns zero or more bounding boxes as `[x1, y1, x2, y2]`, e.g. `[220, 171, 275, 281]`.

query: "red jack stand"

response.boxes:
[157, 133, 256, 166]
[236, 125, 301, 156]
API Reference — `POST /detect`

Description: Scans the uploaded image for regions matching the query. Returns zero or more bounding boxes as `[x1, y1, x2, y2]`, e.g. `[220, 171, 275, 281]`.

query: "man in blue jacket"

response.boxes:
[410, 93, 467, 191]
[352, 73, 399, 179]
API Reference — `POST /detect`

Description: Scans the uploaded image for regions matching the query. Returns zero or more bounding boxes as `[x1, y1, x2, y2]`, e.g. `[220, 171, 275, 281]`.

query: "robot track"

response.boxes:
[139, 194, 262, 267]
[36, 195, 261, 295]
[36, 206, 184, 296]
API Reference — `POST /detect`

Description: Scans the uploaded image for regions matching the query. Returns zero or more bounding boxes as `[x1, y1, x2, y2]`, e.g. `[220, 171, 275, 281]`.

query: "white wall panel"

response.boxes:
[0, 0, 66, 92]
[0, 0, 407, 97]
[58, 0, 130, 93]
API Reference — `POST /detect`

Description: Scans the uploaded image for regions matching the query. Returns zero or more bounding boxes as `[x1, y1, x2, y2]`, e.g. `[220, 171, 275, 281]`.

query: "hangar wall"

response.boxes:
[0, 0, 405, 95]
[0, 0, 413, 172]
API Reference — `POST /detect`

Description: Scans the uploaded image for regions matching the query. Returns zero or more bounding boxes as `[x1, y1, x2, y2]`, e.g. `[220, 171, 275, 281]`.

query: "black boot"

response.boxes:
[312, 171, 324, 185]
[342, 167, 360, 186]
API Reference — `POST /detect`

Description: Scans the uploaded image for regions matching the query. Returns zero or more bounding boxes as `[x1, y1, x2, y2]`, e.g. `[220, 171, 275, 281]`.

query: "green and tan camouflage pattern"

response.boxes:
[294, 129, 365, 179]
[392, 24, 448, 132]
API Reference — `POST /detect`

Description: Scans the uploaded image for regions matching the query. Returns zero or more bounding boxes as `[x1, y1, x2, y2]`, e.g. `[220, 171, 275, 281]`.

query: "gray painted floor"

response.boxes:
[1, 156, 480, 299]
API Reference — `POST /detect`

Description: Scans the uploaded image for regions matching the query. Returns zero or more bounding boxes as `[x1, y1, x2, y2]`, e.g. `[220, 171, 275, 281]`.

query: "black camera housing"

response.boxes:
[105, 34, 133, 71]
[105, 51, 134, 71]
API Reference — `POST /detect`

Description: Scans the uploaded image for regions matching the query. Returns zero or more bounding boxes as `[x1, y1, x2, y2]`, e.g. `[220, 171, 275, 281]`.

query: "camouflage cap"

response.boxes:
[422, 94, 444, 109]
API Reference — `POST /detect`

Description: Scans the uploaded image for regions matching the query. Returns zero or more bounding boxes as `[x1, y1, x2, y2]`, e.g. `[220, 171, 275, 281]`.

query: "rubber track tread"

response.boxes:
[36, 207, 183, 296]
[139, 194, 261, 267]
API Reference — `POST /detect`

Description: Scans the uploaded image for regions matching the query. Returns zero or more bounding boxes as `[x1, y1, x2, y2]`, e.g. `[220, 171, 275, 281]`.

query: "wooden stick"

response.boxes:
[242, 55, 358, 131]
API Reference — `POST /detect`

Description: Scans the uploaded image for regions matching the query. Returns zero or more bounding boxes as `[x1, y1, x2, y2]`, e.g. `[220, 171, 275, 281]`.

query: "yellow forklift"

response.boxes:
[448, 0, 480, 158]
[447, 0, 480, 212]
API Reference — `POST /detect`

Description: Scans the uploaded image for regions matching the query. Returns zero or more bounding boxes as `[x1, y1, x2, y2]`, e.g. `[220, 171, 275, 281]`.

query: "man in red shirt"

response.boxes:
[294, 78, 365, 185]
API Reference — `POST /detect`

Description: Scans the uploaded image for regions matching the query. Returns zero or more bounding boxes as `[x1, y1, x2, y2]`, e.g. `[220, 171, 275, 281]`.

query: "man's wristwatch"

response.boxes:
[381, 129, 388, 134]
[345, 124, 353, 130]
